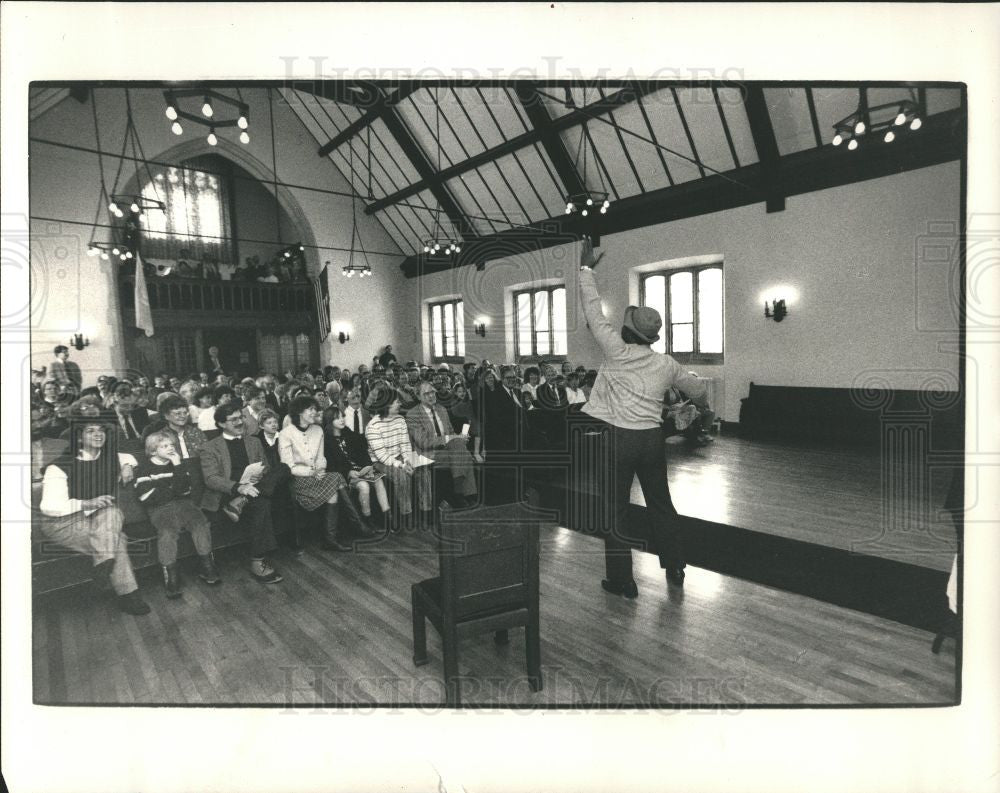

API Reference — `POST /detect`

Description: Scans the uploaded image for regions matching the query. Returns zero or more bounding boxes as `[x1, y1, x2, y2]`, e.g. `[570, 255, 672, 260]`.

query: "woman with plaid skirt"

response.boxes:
[278, 395, 372, 551]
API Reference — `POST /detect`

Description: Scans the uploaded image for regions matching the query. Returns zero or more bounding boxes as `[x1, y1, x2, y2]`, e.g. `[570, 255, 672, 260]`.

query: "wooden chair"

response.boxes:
[411, 498, 545, 706]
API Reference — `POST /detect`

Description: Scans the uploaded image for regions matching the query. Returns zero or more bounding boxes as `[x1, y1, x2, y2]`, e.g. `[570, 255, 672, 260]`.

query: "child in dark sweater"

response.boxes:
[134, 430, 220, 597]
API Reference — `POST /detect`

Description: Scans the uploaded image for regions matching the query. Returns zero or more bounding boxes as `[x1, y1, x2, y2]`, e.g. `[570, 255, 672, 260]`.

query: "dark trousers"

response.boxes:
[239, 495, 278, 557]
[586, 418, 683, 583]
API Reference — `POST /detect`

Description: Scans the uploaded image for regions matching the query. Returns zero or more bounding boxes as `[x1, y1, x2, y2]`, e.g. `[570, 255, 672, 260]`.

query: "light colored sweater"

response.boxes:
[578, 266, 707, 430]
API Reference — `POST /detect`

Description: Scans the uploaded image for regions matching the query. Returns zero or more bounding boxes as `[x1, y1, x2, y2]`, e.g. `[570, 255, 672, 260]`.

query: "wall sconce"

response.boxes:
[70, 333, 90, 351]
[764, 299, 788, 322]
[474, 317, 488, 337]
[338, 331, 350, 344]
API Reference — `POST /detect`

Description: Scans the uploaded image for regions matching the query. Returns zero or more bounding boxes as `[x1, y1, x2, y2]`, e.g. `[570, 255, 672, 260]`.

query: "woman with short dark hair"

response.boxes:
[278, 395, 370, 551]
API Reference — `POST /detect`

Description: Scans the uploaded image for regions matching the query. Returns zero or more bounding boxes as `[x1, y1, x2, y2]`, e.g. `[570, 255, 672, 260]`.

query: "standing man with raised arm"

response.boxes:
[577, 236, 711, 599]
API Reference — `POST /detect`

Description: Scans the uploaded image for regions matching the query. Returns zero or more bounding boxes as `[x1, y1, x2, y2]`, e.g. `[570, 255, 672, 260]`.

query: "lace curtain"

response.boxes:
[139, 156, 234, 263]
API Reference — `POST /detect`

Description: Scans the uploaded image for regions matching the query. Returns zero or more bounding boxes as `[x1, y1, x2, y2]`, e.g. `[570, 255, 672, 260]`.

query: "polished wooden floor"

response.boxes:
[631, 435, 956, 572]
[33, 525, 956, 706]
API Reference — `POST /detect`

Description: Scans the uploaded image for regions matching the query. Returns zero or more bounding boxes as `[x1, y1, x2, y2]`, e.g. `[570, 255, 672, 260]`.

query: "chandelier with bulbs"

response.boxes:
[831, 97, 923, 152]
[563, 87, 612, 220]
[163, 88, 251, 146]
[421, 87, 465, 259]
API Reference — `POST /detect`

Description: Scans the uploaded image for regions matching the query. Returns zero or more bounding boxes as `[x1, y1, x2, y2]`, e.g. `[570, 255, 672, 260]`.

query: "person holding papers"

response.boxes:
[365, 386, 432, 530]
[406, 382, 478, 509]
[200, 404, 285, 583]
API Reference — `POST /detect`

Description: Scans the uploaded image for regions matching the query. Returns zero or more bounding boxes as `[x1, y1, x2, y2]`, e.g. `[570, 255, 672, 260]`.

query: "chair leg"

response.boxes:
[442, 628, 461, 706]
[494, 629, 509, 645]
[526, 618, 542, 693]
[411, 587, 428, 667]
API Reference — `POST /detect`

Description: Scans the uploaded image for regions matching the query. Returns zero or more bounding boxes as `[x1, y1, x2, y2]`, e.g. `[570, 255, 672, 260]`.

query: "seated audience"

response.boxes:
[133, 430, 220, 598]
[38, 419, 149, 615]
[406, 382, 477, 508]
[342, 388, 371, 437]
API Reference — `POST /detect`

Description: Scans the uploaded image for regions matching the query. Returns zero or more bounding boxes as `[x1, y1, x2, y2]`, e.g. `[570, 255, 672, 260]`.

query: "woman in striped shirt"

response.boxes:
[364, 386, 431, 530]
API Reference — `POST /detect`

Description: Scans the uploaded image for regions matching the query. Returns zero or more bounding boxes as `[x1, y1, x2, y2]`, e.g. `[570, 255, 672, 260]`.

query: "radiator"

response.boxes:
[694, 376, 724, 420]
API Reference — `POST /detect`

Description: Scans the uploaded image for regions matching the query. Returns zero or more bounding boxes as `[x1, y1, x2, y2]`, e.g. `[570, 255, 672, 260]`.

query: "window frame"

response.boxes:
[640, 263, 724, 365]
[428, 298, 466, 363]
[513, 284, 568, 362]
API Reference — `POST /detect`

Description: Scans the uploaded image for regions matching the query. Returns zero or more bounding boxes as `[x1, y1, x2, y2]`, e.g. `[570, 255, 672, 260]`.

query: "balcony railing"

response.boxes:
[119, 273, 316, 315]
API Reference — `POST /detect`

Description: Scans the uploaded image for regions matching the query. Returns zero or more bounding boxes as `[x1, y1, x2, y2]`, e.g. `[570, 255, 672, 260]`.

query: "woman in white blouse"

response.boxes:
[278, 395, 370, 551]
[38, 419, 150, 615]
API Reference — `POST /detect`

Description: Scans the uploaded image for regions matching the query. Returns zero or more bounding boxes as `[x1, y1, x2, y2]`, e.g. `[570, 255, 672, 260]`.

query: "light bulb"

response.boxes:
[582, 209, 588, 217]
[884, 130, 895, 143]
[130, 202, 140, 213]
[137, 213, 145, 223]
[171, 121, 183, 135]
[207, 130, 218, 146]
[87, 246, 98, 256]
[455, 246, 461, 253]
[565, 206, 572, 215]
[108, 201, 118, 213]
[894, 112, 907, 126]
[909, 117, 922, 131]
[112, 247, 120, 255]
[854, 121, 865, 135]
[600, 207, 607, 214]
[423, 245, 430, 253]
[239, 131, 250, 144]
[603, 200, 610, 208]
[202, 99, 213, 118]
[237, 115, 248, 130]
[100, 252, 109, 260]
[832, 133, 843, 146]
[586, 198, 593, 206]
[165, 104, 178, 120]
[125, 251, 133, 259]
[119, 253, 127, 261]
[847, 138, 858, 151]
[298, 245, 305, 252]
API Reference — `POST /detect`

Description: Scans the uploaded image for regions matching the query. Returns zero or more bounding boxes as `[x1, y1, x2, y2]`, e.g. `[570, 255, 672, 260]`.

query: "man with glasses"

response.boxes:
[406, 382, 477, 509]
[200, 404, 284, 584]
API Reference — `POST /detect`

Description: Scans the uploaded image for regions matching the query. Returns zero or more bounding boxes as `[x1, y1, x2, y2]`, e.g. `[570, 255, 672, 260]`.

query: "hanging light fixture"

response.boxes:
[563, 84, 611, 219]
[89, 89, 166, 269]
[163, 88, 250, 145]
[421, 86, 463, 258]
[341, 139, 374, 277]
[831, 92, 923, 151]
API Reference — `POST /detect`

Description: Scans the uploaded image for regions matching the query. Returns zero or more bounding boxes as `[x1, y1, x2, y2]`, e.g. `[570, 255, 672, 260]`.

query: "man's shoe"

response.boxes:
[197, 553, 222, 585]
[665, 566, 686, 587]
[601, 579, 639, 599]
[320, 537, 352, 552]
[92, 558, 114, 591]
[250, 558, 283, 583]
[162, 564, 183, 599]
[223, 495, 248, 522]
[116, 590, 151, 615]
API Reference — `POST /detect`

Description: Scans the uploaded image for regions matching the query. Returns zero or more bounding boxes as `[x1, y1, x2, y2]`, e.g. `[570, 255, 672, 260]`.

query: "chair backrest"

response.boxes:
[437, 501, 545, 621]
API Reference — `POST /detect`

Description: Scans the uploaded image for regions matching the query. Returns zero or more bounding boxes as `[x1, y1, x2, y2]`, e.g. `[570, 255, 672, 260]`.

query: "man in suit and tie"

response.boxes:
[200, 404, 285, 584]
[342, 388, 371, 437]
[406, 382, 477, 508]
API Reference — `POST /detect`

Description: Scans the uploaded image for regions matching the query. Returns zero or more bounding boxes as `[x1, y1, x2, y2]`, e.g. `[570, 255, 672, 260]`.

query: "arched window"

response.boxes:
[140, 156, 234, 263]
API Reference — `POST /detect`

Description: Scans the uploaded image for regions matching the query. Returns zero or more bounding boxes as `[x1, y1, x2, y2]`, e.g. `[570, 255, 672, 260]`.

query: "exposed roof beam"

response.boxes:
[315, 84, 420, 157]
[741, 85, 785, 212]
[365, 82, 662, 215]
[377, 94, 473, 241]
[399, 107, 964, 277]
[513, 84, 585, 197]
